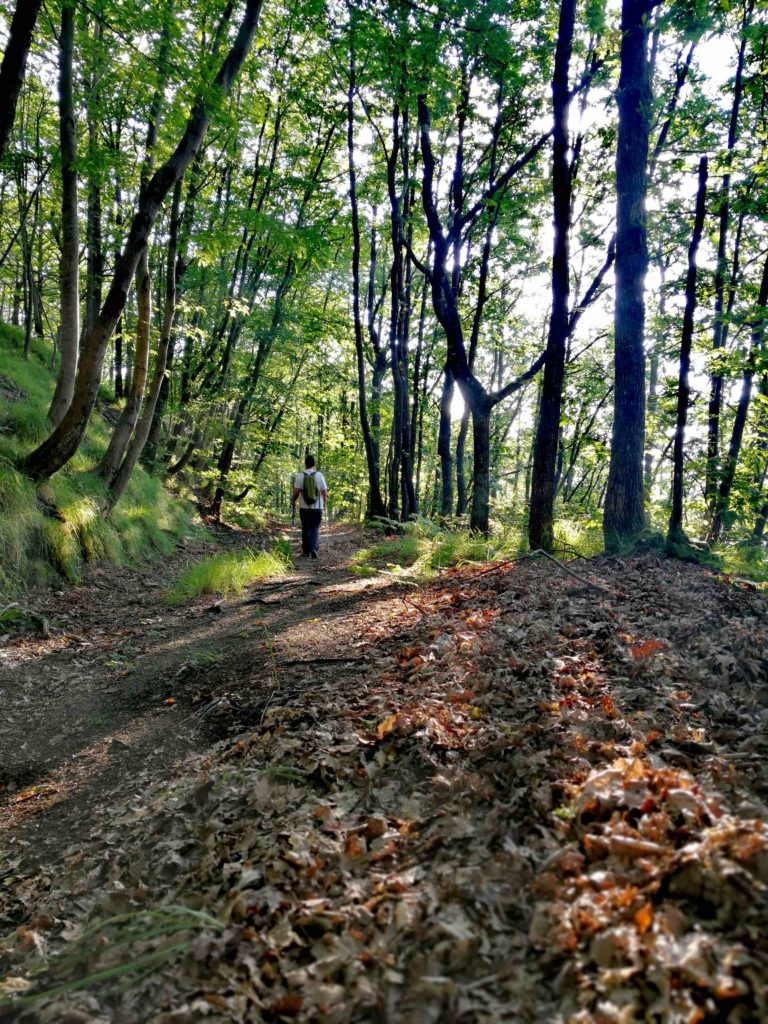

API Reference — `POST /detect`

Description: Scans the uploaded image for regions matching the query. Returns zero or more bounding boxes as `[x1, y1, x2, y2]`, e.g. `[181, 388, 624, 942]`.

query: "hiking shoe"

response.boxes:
[311, 552, 318, 559]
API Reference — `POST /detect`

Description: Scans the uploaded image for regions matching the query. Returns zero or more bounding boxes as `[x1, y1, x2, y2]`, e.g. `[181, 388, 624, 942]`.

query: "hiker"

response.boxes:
[291, 454, 328, 559]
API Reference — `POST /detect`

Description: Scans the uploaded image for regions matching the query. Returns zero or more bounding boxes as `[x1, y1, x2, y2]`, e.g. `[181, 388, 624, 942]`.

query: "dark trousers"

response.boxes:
[299, 508, 322, 556]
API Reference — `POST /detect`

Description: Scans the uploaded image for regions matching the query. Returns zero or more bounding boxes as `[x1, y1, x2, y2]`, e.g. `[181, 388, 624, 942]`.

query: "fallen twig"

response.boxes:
[280, 656, 364, 666]
[529, 548, 615, 596]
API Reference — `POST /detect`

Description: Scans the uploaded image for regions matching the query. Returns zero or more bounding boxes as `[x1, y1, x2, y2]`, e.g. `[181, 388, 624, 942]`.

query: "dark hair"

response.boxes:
[305, 454, 315, 468]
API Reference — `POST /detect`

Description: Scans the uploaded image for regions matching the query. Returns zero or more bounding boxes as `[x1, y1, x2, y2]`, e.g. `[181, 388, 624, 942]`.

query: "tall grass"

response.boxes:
[0, 322, 196, 592]
[352, 514, 610, 579]
[166, 547, 291, 604]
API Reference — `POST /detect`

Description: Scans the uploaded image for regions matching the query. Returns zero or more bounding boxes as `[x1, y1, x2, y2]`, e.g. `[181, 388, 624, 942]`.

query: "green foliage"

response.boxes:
[351, 521, 522, 578]
[552, 517, 605, 558]
[165, 546, 292, 604]
[718, 541, 768, 585]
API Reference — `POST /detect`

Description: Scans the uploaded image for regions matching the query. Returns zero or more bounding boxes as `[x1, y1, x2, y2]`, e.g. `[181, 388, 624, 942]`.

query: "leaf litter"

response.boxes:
[1, 551, 768, 1021]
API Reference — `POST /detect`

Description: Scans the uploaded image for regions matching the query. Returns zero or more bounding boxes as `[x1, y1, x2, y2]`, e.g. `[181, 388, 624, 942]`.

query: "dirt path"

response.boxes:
[0, 524, 401, 869]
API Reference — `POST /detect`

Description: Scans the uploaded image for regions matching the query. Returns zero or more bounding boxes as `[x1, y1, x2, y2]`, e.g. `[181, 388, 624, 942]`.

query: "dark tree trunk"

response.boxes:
[438, 364, 454, 519]
[603, 0, 653, 550]
[455, 407, 470, 516]
[667, 157, 708, 545]
[384, 103, 410, 520]
[21, 0, 265, 481]
[99, 248, 151, 484]
[48, 1, 79, 427]
[710, 251, 768, 543]
[109, 182, 184, 505]
[528, 0, 576, 552]
[21, 224, 32, 357]
[645, 255, 666, 495]
[705, 11, 750, 504]
[417, 93, 547, 534]
[84, 22, 104, 341]
[0, 0, 43, 163]
[471, 404, 492, 536]
[347, 34, 386, 519]
[114, 316, 124, 398]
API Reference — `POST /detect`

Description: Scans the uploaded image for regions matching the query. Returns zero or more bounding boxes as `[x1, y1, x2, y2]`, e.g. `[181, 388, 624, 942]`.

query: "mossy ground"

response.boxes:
[0, 324, 197, 593]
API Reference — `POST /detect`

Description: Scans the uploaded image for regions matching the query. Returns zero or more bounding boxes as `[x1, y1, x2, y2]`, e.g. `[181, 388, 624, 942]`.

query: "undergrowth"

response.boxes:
[165, 546, 292, 603]
[352, 515, 613, 579]
[352, 518, 516, 578]
[0, 324, 196, 592]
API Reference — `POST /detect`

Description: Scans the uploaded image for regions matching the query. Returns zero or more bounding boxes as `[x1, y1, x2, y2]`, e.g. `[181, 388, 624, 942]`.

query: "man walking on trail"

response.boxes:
[291, 455, 328, 559]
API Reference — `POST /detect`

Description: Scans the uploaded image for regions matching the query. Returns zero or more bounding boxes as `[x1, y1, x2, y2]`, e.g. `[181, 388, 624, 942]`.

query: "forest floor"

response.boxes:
[1, 523, 768, 1022]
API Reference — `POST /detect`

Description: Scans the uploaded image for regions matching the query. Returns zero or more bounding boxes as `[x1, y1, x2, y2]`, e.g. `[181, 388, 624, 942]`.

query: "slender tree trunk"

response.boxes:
[48, 1, 79, 427]
[21, 224, 33, 357]
[438, 363, 454, 519]
[21, 0, 265, 481]
[99, 248, 151, 483]
[645, 255, 666, 495]
[706, 10, 750, 504]
[710, 252, 768, 543]
[0, 0, 43, 163]
[167, 428, 201, 476]
[112, 178, 125, 398]
[455, 407, 470, 516]
[212, 259, 295, 518]
[347, 34, 386, 519]
[84, 21, 103, 341]
[528, 0, 576, 552]
[668, 157, 708, 545]
[603, 0, 652, 549]
[109, 182, 183, 506]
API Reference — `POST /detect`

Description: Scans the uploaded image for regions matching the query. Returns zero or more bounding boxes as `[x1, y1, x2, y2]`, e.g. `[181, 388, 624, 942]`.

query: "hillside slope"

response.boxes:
[0, 325, 194, 594]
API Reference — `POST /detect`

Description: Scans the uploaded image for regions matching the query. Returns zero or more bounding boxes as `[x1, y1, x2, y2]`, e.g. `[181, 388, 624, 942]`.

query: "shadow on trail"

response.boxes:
[0, 524, 427, 873]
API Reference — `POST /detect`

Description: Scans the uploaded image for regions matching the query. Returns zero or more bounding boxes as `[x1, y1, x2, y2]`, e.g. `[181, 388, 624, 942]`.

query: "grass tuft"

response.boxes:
[352, 521, 520, 579]
[166, 546, 292, 604]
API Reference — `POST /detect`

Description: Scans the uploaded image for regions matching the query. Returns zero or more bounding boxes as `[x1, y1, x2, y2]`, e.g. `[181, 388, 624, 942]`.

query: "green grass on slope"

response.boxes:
[165, 547, 292, 604]
[0, 324, 195, 593]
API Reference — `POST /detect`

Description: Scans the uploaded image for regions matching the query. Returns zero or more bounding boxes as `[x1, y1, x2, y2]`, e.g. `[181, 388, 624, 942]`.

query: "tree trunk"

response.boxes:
[21, 224, 33, 357]
[347, 34, 386, 519]
[603, 0, 653, 550]
[0, 0, 43, 163]
[20, 0, 265, 481]
[705, 11, 749, 504]
[710, 251, 768, 543]
[48, 1, 79, 428]
[667, 157, 708, 545]
[438, 363, 454, 519]
[471, 405, 492, 536]
[645, 255, 666, 495]
[528, 0, 576, 553]
[455, 406, 470, 516]
[84, 21, 104, 341]
[109, 182, 183, 506]
[99, 247, 151, 484]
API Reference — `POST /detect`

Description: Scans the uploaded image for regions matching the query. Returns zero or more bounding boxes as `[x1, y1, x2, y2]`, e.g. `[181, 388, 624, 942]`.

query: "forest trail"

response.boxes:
[0, 523, 401, 865]
[2, 544, 768, 1021]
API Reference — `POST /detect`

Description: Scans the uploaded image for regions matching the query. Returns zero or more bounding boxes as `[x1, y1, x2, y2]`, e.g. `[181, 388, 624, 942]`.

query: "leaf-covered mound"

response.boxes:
[1, 553, 767, 1022]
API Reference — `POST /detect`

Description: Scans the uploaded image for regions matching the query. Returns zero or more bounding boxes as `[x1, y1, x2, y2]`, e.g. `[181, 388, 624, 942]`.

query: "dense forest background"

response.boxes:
[2, 0, 768, 580]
